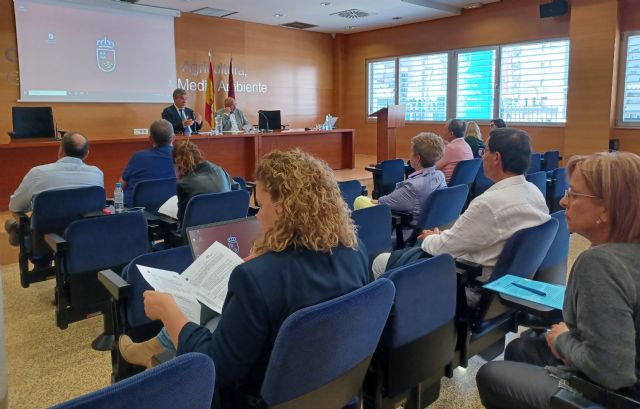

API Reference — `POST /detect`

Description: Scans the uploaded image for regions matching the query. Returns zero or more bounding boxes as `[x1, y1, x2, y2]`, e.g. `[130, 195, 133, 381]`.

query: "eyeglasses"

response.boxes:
[563, 187, 599, 201]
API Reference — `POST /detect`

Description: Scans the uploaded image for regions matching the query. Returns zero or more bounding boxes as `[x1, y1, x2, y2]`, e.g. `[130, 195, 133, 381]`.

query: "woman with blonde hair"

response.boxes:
[477, 151, 640, 408]
[464, 120, 484, 158]
[172, 140, 235, 223]
[120, 149, 370, 408]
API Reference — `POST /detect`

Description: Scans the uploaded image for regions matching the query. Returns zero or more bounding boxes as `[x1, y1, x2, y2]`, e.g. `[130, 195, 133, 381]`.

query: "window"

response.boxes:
[365, 38, 570, 124]
[456, 49, 496, 120]
[620, 34, 640, 123]
[399, 53, 448, 121]
[499, 40, 570, 123]
[367, 60, 396, 115]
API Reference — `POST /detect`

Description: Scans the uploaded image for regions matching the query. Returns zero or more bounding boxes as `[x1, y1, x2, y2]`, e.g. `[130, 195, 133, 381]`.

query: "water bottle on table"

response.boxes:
[114, 182, 124, 213]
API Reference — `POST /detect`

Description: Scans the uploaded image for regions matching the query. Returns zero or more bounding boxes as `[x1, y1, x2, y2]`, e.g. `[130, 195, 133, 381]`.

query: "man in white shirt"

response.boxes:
[373, 128, 550, 282]
[5, 132, 104, 245]
[216, 97, 251, 132]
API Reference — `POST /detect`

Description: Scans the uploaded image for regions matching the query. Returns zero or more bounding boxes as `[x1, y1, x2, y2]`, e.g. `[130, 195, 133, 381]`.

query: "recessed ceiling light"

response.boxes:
[464, 2, 483, 9]
[274, 13, 284, 17]
[320, 2, 331, 6]
[346, 26, 356, 30]
[392, 16, 403, 20]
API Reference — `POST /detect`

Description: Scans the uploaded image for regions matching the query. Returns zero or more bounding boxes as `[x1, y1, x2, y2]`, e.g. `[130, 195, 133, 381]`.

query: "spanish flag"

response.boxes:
[204, 51, 215, 126]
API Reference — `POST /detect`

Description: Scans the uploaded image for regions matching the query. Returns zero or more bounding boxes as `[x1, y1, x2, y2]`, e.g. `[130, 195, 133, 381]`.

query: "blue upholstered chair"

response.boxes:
[338, 179, 366, 210]
[49, 352, 215, 409]
[449, 158, 482, 189]
[131, 177, 177, 213]
[371, 159, 405, 199]
[526, 170, 548, 197]
[363, 255, 457, 409]
[471, 163, 494, 199]
[352, 204, 393, 264]
[46, 212, 149, 350]
[542, 150, 560, 171]
[535, 211, 570, 285]
[456, 217, 559, 367]
[260, 279, 396, 409]
[527, 152, 543, 173]
[99, 246, 194, 381]
[547, 167, 568, 213]
[182, 189, 250, 232]
[395, 185, 469, 248]
[15, 185, 106, 288]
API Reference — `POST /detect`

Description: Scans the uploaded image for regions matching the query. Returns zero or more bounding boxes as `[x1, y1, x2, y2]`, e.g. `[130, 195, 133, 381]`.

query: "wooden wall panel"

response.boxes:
[0, 6, 335, 143]
[339, 0, 571, 156]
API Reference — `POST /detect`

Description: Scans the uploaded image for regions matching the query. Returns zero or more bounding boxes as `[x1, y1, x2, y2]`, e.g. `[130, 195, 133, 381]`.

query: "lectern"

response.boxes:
[370, 105, 405, 163]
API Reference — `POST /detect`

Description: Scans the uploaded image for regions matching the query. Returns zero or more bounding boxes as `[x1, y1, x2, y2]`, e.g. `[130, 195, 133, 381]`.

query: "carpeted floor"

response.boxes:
[0, 233, 590, 408]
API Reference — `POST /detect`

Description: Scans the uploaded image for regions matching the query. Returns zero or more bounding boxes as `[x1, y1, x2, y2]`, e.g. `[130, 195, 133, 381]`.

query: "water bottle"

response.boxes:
[114, 182, 124, 213]
[184, 124, 192, 137]
[216, 115, 223, 134]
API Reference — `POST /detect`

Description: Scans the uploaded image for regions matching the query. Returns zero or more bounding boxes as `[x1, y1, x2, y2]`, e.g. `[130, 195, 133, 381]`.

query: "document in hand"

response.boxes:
[137, 241, 243, 323]
[158, 195, 178, 219]
[483, 274, 565, 310]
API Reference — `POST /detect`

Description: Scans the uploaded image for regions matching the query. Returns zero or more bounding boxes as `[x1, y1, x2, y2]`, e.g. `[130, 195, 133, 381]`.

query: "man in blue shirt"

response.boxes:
[120, 119, 175, 207]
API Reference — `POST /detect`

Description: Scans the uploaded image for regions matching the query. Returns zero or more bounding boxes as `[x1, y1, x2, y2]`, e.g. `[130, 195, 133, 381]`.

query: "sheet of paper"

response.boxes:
[483, 274, 566, 310]
[181, 241, 243, 313]
[157, 195, 178, 220]
[137, 264, 202, 324]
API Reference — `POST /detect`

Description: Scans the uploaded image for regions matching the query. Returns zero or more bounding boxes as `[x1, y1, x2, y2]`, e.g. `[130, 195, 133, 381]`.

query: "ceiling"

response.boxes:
[129, 0, 501, 34]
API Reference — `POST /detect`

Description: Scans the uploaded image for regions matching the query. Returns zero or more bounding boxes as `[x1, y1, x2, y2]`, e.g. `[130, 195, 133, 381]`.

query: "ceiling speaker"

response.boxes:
[540, 0, 569, 18]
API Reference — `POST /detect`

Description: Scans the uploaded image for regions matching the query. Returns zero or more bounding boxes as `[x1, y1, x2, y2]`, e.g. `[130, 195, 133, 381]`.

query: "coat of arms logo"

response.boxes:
[227, 236, 240, 254]
[96, 37, 116, 72]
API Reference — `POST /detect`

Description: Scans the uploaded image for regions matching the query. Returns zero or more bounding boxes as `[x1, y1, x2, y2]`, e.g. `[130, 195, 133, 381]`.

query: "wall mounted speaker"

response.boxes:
[540, 0, 569, 18]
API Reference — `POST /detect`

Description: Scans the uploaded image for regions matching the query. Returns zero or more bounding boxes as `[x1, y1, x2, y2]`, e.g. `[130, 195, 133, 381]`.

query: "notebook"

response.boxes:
[186, 216, 261, 259]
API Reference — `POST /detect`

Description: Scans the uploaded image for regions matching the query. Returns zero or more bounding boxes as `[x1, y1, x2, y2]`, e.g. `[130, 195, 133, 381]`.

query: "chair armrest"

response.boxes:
[566, 373, 640, 408]
[365, 166, 382, 175]
[391, 210, 413, 226]
[98, 269, 132, 300]
[44, 233, 68, 252]
[550, 388, 597, 408]
[455, 258, 483, 285]
[497, 294, 562, 321]
[13, 211, 29, 225]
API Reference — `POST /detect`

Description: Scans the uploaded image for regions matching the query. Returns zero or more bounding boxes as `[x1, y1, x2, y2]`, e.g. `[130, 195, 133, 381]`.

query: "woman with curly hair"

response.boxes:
[172, 140, 235, 223]
[119, 149, 371, 408]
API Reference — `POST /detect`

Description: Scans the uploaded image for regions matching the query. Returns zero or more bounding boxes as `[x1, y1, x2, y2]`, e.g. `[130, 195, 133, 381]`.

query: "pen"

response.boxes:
[512, 282, 547, 296]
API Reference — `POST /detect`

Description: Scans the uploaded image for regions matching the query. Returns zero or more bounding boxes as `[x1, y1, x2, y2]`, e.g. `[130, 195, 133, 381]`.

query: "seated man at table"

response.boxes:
[216, 97, 251, 132]
[161, 88, 203, 135]
[436, 118, 473, 183]
[119, 119, 176, 207]
[372, 128, 550, 283]
[4, 132, 104, 246]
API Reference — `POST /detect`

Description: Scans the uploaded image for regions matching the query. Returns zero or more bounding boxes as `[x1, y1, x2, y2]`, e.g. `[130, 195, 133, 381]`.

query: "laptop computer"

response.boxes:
[186, 216, 262, 259]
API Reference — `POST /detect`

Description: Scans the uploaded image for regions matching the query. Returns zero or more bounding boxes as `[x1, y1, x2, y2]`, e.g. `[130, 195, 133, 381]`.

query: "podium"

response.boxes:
[370, 105, 405, 163]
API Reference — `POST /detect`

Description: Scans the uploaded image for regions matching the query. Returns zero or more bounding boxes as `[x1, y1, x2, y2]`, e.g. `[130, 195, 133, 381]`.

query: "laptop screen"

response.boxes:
[186, 217, 262, 259]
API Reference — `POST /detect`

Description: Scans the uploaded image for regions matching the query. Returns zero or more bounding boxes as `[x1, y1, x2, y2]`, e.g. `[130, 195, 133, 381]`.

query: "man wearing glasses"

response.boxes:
[373, 127, 550, 283]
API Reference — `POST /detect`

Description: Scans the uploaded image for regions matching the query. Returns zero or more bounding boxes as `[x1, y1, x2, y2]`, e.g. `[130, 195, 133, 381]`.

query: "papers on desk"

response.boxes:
[483, 274, 566, 310]
[158, 195, 178, 220]
[137, 241, 243, 322]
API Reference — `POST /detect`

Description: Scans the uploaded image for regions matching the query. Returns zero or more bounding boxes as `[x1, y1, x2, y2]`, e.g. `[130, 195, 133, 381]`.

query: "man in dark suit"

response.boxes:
[161, 88, 203, 134]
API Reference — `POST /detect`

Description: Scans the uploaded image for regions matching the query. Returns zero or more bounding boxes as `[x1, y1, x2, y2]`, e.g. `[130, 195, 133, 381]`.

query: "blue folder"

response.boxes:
[483, 274, 566, 310]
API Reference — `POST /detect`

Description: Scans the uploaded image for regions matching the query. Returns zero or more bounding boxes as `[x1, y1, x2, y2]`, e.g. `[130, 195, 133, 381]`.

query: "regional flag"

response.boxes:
[205, 52, 215, 125]
[228, 57, 235, 99]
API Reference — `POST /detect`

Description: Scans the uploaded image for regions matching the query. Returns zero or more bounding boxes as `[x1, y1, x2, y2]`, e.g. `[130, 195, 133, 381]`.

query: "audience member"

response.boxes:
[376, 132, 446, 219]
[436, 119, 473, 183]
[119, 119, 175, 207]
[373, 128, 549, 282]
[489, 118, 507, 131]
[5, 132, 104, 246]
[476, 151, 640, 408]
[118, 149, 370, 408]
[216, 97, 251, 132]
[161, 88, 203, 134]
[172, 140, 236, 223]
[464, 120, 484, 158]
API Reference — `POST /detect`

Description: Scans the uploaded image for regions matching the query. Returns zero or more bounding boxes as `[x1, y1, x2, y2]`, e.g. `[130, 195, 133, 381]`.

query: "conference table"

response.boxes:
[0, 128, 355, 211]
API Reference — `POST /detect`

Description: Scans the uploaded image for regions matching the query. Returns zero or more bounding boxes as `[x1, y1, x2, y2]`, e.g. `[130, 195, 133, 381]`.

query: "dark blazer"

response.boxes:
[176, 161, 235, 223]
[177, 241, 371, 409]
[161, 105, 203, 134]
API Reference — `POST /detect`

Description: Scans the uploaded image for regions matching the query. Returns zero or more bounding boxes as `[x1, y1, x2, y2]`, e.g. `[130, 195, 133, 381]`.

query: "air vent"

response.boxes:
[330, 9, 371, 19]
[280, 21, 318, 29]
[192, 7, 237, 17]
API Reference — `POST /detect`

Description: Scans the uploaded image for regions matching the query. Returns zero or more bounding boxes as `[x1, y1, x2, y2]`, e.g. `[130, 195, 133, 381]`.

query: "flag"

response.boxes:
[228, 56, 235, 99]
[204, 51, 215, 125]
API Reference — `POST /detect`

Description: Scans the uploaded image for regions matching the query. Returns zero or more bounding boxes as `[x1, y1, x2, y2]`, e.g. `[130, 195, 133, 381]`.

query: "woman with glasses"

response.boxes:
[476, 151, 640, 408]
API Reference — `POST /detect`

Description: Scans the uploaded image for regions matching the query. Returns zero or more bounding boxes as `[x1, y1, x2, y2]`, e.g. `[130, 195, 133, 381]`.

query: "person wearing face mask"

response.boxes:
[216, 97, 251, 132]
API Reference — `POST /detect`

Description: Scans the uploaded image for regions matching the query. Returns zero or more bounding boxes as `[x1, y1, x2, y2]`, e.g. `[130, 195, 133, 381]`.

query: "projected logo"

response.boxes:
[227, 236, 240, 254]
[96, 37, 116, 73]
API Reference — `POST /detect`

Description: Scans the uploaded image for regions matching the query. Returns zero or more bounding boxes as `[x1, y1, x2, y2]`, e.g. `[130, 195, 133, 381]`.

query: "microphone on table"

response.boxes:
[258, 111, 272, 133]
